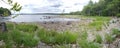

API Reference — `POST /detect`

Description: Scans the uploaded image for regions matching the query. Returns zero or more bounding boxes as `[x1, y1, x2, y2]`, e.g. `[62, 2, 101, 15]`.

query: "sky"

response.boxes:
[0, 0, 99, 13]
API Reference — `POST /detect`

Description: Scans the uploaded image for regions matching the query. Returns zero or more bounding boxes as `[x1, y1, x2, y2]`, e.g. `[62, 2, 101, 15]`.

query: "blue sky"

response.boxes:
[0, 0, 99, 13]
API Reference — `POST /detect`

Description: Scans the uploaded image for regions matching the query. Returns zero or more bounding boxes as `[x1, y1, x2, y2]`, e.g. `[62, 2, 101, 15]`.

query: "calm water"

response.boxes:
[8, 15, 80, 22]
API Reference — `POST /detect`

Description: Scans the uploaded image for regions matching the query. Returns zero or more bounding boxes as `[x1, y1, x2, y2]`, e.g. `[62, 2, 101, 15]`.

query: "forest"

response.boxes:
[70, 0, 120, 16]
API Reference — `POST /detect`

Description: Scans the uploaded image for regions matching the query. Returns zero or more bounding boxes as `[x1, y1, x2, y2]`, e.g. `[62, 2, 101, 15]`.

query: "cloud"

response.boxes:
[0, 0, 99, 13]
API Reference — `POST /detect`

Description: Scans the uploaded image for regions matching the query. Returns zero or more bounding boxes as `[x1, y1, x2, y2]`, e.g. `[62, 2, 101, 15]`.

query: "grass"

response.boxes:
[79, 31, 88, 40]
[16, 24, 38, 32]
[112, 28, 120, 36]
[105, 34, 115, 44]
[0, 23, 39, 48]
[37, 29, 78, 45]
[95, 34, 103, 44]
[87, 16, 111, 31]
[79, 40, 100, 48]
[0, 16, 113, 48]
[11, 30, 39, 47]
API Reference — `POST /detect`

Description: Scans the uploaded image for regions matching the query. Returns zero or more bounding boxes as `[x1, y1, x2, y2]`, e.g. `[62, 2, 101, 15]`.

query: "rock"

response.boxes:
[0, 22, 7, 32]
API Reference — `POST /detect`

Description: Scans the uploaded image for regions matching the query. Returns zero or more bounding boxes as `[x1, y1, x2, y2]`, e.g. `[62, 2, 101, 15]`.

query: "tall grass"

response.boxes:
[95, 34, 103, 44]
[11, 30, 39, 47]
[88, 16, 111, 31]
[37, 29, 78, 45]
[112, 29, 120, 38]
[105, 34, 115, 44]
[79, 40, 100, 48]
[0, 23, 39, 48]
[16, 24, 38, 32]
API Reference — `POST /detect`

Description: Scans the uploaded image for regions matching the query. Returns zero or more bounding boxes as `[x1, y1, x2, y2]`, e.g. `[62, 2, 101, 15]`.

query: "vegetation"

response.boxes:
[70, 0, 120, 16]
[112, 28, 120, 38]
[0, 7, 11, 16]
[105, 34, 115, 44]
[78, 32, 101, 48]
[37, 29, 78, 45]
[87, 16, 111, 31]
[79, 40, 100, 48]
[16, 24, 38, 32]
[95, 34, 103, 44]
[0, 23, 39, 48]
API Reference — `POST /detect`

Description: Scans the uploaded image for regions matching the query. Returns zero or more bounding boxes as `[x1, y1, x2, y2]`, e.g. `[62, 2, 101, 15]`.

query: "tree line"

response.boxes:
[70, 0, 120, 16]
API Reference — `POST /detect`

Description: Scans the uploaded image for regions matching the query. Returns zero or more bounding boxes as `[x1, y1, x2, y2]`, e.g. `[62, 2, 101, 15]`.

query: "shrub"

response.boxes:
[95, 34, 103, 44]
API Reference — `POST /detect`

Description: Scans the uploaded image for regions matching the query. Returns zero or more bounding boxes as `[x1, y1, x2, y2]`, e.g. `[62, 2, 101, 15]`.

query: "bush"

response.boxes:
[37, 29, 78, 45]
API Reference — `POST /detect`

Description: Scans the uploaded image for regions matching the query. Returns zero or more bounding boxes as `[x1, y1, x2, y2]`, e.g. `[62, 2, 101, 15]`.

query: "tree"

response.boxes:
[0, 0, 22, 32]
[0, 7, 11, 16]
[81, 0, 120, 16]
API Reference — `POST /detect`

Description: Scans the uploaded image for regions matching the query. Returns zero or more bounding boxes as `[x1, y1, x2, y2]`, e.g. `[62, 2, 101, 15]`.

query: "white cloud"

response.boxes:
[0, 0, 99, 13]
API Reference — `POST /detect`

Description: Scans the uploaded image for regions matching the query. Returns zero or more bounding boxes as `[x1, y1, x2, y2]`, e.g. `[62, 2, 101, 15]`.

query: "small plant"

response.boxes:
[105, 34, 115, 44]
[79, 40, 100, 48]
[112, 28, 120, 37]
[95, 34, 103, 44]
[79, 31, 88, 40]
[116, 13, 120, 17]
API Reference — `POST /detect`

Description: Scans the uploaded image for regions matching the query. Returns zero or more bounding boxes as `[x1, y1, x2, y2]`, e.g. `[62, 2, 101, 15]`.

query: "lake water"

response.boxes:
[8, 15, 80, 22]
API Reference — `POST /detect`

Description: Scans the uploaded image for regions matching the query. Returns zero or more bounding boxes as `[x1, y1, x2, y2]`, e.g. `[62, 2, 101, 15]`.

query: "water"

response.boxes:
[8, 15, 80, 22]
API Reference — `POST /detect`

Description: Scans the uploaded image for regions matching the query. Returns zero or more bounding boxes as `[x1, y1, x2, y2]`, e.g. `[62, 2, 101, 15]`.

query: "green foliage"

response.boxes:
[0, 7, 11, 16]
[0, 23, 39, 48]
[79, 40, 100, 48]
[112, 28, 120, 37]
[81, 0, 120, 16]
[105, 34, 115, 44]
[1, 0, 22, 12]
[79, 31, 88, 40]
[116, 13, 120, 17]
[16, 24, 38, 32]
[69, 11, 81, 15]
[89, 21, 103, 31]
[95, 34, 103, 44]
[0, 32, 14, 48]
[88, 16, 111, 31]
[11, 30, 39, 47]
[6, 23, 14, 30]
[37, 29, 78, 45]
